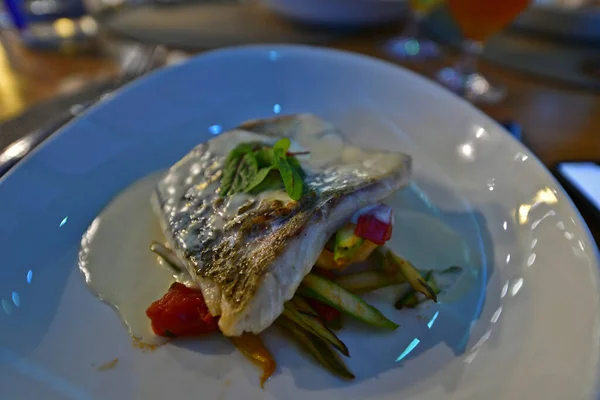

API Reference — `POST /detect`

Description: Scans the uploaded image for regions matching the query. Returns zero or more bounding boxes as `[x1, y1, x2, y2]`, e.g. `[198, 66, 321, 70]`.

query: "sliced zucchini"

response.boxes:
[371, 247, 396, 276]
[283, 304, 349, 356]
[277, 318, 355, 380]
[335, 271, 406, 294]
[326, 314, 344, 331]
[395, 290, 419, 309]
[350, 240, 379, 263]
[334, 224, 364, 266]
[395, 272, 441, 309]
[299, 273, 398, 330]
[315, 248, 339, 270]
[441, 265, 462, 275]
[426, 272, 441, 295]
[386, 250, 437, 302]
[289, 296, 319, 318]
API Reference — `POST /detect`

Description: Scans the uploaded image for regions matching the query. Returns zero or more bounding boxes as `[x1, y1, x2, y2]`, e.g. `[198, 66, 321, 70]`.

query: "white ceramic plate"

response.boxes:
[0, 45, 598, 400]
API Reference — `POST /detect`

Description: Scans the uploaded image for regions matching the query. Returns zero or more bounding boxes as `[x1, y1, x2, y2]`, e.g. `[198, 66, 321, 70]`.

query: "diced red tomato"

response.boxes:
[146, 283, 218, 337]
[355, 214, 393, 245]
[306, 298, 341, 323]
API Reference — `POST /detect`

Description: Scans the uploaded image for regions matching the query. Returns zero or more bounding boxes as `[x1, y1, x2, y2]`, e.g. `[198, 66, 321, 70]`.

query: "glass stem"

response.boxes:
[401, 9, 424, 38]
[456, 40, 484, 76]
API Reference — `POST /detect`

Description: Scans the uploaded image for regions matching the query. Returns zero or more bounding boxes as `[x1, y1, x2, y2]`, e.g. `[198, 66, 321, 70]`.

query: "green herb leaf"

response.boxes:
[220, 139, 305, 199]
[273, 138, 291, 152]
[245, 166, 275, 192]
[288, 156, 306, 178]
[220, 143, 259, 196]
[248, 169, 284, 193]
[255, 147, 274, 167]
[273, 146, 304, 201]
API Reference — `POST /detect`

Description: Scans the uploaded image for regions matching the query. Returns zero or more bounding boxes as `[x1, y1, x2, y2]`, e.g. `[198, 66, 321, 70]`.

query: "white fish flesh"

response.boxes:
[152, 114, 411, 336]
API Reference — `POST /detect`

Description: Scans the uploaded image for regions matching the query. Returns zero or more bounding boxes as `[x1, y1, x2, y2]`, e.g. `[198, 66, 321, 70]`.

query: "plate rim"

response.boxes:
[2, 43, 599, 397]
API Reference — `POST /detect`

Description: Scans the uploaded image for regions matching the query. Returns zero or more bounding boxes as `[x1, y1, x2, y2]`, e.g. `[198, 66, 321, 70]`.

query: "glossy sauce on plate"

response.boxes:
[78, 172, 189, 345]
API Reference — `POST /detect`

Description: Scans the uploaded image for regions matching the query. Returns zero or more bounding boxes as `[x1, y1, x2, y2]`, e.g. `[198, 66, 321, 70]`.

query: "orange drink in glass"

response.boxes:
[448, 0, 530, 41]
[437, 0, 531, 103]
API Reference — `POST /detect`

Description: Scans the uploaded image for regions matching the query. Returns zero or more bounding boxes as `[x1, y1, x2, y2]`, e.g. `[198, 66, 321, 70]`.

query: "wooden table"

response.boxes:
[1, 29, 598, 240]
[0, 30, 118, 121]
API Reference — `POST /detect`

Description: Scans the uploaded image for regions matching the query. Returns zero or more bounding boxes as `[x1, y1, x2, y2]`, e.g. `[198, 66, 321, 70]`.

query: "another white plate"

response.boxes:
[0, 45, 598, 400]
[263, 0, 407, 26]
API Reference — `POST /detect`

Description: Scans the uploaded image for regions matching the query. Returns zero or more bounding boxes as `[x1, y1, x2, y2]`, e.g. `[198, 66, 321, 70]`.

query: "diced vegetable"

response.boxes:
[150, 241, 185, 272]
[278, 318, 355, 380]
[315, 248, 339, 270]
[350, 240, 379, 263]
[299, 273, 398, 330]
[306, 298, 341, 323]
[325, 315, 344, 330]
[229, 333, 276, 388]
[386, 250, 437, 302]
[317, 240, 379, 271]
[283, 304, 349, 356]
[334, 224, 364, 266]
[146, 283, 218, 337]
[305, 298, 344, 329]
[335, 271, 406, 294]
[355, 213, 393, 245]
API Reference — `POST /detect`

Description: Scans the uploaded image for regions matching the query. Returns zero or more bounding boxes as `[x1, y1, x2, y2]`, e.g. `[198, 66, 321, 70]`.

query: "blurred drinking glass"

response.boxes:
[437, 0, 530, 103]
[3, 0, 97, 50]
[386, 0, 446, 60]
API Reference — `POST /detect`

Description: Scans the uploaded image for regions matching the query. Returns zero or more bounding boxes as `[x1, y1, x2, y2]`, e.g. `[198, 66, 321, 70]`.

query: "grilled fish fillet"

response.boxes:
[152, 114, 411, 336]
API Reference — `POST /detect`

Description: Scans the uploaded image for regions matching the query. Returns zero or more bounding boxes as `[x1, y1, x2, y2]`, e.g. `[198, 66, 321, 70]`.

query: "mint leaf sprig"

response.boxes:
[219, 138, 306, 201]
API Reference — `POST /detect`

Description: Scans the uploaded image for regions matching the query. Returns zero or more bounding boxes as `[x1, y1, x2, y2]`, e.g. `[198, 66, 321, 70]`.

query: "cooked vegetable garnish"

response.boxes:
[325, 314, 344, 330]
[219, 138, 305, 200]
[395, 290, 419, 309]
[283, 303, 349, 356]
[146, 283, 218, 337]
[372, 248, 396, 276]
[289, 296, 319, 318]
[318, 233, 378, 271]
[441, 265, 463, 275]
[395, 272, 442, 309]
[335, 271, 406, 294]
[278, 318, 355, 380]
[315, 248, 339, 270]
[386, 250, 437, 302]
[334, 224, 365, 266]
[306, 298, 341, 324]
[150, 241, 185, 272]
[354, 205, 393, 246]
[299, 273, 398, 330]
[349, 240, 379, 263]
[229, 333, 276, 388]
[426, 272, 441, 295]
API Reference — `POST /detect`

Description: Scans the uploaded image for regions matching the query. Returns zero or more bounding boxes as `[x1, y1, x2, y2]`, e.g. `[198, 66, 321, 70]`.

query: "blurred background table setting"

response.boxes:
[0, 0, 599, 240]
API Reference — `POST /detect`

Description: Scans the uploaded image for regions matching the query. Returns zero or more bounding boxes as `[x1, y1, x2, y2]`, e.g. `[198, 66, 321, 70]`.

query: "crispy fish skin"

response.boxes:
[153, 114, 411, 336]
